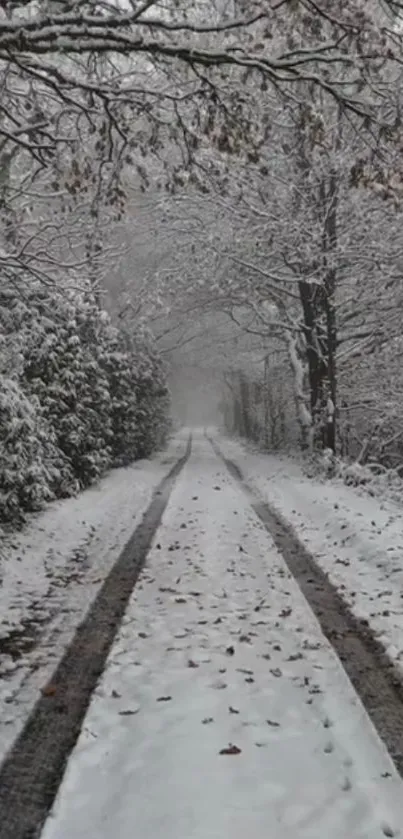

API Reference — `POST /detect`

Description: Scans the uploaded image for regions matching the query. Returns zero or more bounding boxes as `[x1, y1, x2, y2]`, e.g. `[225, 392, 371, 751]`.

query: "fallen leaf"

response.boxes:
[302, 640, 321, 651]
[41, 684, 57, 697]
[211, 680, 227, 690]
[83, 727, 97, 739]
[119, 709, 139, 716]
[219, 744, 241, 755]
[157, 696, 172, 702]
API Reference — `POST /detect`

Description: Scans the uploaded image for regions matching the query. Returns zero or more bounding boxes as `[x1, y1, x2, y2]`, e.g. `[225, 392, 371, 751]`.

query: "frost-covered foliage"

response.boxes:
[0, 377, 68, 525]
[128, 334, 171, 459]
[19, 292, 113, 487]
[101, 337, 140, 466]
[308, 446, 403, 506]
[0, 283, 170, 528]
[338, 337, 403, 471]
[103, 330, 170, 465]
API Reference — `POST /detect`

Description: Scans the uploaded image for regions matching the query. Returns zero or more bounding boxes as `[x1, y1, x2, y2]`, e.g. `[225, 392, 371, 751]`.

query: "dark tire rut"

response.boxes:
[0, 437, 191, 839]
[210, 435, 403, 777]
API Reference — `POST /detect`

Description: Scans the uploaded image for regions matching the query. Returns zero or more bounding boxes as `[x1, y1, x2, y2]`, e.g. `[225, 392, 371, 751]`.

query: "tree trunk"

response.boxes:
[287, 330, 313, 450]
[321, 170, 338, 452]
[239, 375, 251, 439]
[293, 102, 339, 454]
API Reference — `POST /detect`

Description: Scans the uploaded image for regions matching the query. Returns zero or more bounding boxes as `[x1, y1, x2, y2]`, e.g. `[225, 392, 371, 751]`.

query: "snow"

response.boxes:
[0, 433, 187, 764]
[42, 435, 403, 839]
[216, 434, 403, 678]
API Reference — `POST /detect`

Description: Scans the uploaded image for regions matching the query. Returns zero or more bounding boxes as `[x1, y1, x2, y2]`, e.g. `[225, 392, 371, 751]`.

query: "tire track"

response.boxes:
[210, 435, 403, 777]
[0, 436, 191, 839]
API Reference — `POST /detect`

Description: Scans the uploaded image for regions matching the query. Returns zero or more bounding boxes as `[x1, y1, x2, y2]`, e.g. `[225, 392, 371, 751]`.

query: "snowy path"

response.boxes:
[216, 434, 403, 678]
[41, 435, 403, 839]
[0, 433, 187, 766]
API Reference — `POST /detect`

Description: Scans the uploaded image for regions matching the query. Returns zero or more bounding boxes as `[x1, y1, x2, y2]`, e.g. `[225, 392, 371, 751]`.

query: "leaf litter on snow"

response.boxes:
[38, 434, 403, 839]
[218, 434, 403, 684]
[0, 437, 188, 765]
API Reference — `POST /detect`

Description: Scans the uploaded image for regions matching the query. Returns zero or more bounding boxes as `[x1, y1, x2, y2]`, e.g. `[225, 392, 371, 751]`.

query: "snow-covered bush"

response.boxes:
[0, 377, 68, 526]
[130, 335, 171, 458]
[99, 329, 139, 466]
[19, 290, 113, 487]
[0, 281, 171, 528]
[307, 446, 403, 505]
[102, 326, 171, 464]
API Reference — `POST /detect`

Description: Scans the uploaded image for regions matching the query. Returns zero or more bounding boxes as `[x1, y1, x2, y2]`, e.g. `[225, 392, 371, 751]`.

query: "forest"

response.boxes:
[1, 0, 403, 527]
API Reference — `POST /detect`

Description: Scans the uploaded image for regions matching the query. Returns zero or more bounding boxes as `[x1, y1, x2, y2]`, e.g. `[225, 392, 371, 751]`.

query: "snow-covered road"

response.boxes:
[0, 433, 187, 765]
[40, 434, 403, 839]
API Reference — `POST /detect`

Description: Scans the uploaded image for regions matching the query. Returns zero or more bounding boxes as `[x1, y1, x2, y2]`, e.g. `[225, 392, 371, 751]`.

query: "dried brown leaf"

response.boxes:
[219, 744, 241, 755]
[119, 709, 139, 716]
[41, 684, 57, 697]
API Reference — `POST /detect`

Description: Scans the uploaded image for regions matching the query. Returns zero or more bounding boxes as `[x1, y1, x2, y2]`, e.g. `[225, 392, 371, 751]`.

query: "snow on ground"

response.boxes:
[217, 433, 403, 676]
[42, 435, 403, 839]
[0, 433, 187, 764]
